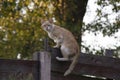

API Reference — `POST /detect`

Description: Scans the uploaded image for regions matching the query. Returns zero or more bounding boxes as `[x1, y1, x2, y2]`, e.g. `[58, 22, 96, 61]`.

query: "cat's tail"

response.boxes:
[64, 51, 80, 76]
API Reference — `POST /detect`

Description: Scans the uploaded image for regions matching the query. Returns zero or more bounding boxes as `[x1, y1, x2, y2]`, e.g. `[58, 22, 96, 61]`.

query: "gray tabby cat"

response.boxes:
[41, 19, 80, 76]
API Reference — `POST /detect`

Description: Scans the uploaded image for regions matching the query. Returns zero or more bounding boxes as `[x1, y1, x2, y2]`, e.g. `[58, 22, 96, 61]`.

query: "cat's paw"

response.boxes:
[56, 56, 60, 61]
[56, 57, 70, 61]
[53, 45, 59, 48]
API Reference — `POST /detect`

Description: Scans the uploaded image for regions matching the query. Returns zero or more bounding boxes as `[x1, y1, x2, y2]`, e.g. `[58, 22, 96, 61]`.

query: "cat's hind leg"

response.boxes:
[56, 57, 70, 61]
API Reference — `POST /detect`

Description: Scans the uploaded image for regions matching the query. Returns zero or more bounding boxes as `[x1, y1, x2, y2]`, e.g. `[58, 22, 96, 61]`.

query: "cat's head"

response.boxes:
[41, 19, 54, 32]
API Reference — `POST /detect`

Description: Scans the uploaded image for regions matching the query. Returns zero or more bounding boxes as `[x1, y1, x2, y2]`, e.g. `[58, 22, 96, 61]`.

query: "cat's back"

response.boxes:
[54, 25, 71, 35]
[54, 25, 77, 42]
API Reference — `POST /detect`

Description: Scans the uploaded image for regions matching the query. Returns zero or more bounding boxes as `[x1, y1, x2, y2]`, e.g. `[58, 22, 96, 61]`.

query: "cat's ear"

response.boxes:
[49, 18, 53, 23]
[41, 19, 45, 24]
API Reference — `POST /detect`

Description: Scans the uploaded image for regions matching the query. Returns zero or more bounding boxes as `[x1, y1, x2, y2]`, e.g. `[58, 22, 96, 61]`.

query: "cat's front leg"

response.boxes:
[53, 35, 63, 48]
[53, 41, 61, 48]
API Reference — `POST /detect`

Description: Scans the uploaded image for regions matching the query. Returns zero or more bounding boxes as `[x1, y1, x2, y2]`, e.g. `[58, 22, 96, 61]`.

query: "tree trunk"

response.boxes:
[53, 0, 88, 46]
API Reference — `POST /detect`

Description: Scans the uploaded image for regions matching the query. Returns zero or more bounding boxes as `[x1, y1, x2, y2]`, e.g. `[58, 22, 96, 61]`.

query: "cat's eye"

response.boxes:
[47, 24, 51, 26]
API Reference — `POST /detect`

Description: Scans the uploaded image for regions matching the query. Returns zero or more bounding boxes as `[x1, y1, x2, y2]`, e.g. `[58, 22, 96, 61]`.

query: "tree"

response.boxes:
[84, 0, 120, 36]
[0, 0, 89, 59]
[0, 0, 119, 58]
[0, 0, 48, 58]
[83, 0, 120, 54]
[53, 0, 88, 44]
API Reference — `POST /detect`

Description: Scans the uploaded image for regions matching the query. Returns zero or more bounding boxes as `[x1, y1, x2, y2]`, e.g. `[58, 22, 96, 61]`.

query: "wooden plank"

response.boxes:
[51, 48, 120, 80]
[0, 59, 39, 80]
[51, 72, 104, 80]
[0, 59, 38, 73]
[33, 51, 51, 80]
[33, 52, 41, 80]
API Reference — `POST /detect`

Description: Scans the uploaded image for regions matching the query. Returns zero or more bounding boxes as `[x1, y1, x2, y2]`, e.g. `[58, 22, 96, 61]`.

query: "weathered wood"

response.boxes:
[0, 51, 51, 80]
[33, 51, 51, 80]
[51, 48, 120, 80]
[33, 52, 41, 80]
[51, 72, 103, 80]
[1, 47, 120, 80]
[0, 59, 38, 73]
[0, 59, 39, 80]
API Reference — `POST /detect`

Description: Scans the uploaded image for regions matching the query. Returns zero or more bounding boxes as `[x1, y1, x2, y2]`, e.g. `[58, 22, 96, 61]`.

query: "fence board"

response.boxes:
[0, 59, 38, 72]
[51, 72, 103, 80]
[0, 59, 40, 80]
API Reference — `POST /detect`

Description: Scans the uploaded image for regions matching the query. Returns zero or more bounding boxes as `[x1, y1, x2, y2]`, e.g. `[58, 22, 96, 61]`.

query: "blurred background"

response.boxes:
[0, 0, 119, 59]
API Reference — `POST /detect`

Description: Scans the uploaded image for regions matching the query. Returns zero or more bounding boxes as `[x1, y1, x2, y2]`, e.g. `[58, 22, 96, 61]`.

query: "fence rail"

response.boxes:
[0, 48, 120, 80]
[51, 48, 120, 80]
[0, 58, 40, 80]
[0, 59, 38, 72]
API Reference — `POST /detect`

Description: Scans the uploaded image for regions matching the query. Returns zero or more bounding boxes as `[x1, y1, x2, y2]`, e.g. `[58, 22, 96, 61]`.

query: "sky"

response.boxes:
[82, 0, 120, 52]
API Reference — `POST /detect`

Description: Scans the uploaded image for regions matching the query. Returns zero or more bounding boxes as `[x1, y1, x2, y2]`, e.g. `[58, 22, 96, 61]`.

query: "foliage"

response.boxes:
[0, 0, 50, 59]
[84, 0, 120, 36]
[0, 0, 88, 59]
[52, 0, 88, 45]
[0, 0, 119, 58]
[82, 0, 120, 55]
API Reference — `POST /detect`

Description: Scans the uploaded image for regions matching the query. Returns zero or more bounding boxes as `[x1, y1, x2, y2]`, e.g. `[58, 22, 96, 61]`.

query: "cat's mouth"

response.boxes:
[46, 26, 51, 31]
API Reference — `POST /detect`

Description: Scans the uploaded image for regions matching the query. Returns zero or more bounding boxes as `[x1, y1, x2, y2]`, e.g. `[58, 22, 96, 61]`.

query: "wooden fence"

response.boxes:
[0, 51, 51, 80]
[0, 55, 39, 80]
[51, 48, 120, 80]
[0, 40, 120, 80]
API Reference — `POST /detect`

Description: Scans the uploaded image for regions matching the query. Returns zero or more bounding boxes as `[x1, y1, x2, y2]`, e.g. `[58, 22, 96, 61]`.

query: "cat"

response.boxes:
[41, 19, 80, 76]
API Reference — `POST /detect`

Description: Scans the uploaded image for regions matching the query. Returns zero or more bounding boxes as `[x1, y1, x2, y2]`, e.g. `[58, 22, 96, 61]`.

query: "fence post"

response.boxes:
[33, 51, 51, 80]
[105, 49, 114, 57]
